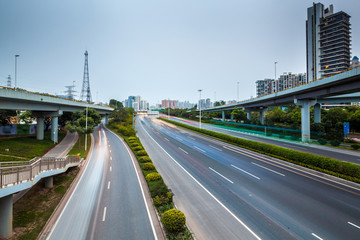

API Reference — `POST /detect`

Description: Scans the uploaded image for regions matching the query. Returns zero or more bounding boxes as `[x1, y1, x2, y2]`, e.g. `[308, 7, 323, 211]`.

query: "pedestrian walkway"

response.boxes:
[0, 131, 81, 197]
[44, 132, 78, 158]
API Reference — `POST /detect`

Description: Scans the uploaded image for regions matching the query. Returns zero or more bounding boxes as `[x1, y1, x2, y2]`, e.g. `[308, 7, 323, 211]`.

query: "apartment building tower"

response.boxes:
[306, 3, 351, 82]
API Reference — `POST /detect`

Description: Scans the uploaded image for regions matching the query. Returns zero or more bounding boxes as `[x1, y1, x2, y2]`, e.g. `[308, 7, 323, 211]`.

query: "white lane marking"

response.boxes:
[176, 136, 183, 141]
[108, 144, 111, 147]
[110, 156, 112, 161]
[164, 138, 170, 141]
[311, 233, 323, 240]
[107, 128, 158, 240]
[348, 221, 360, 230]
[193, 146, 206, 153]
[107, 181, 111, 189]
[251, 162, 285, 177]
[188, 136, 195, 140]
[102, 207, 107, 221]
[110, 166, 112, 172]
[231, 164, 261, 180]
[209, 167, 234, 184]
[140, 123, 261, 240]
[178, 147, 188, 154]
[209, 145, 223, 151]
[109, 149, 111, 153]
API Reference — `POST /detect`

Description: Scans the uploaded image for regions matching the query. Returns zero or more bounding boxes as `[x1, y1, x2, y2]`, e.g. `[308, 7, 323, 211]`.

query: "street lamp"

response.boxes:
[198, 89, 202, 129]
[15, 55, 20, 89]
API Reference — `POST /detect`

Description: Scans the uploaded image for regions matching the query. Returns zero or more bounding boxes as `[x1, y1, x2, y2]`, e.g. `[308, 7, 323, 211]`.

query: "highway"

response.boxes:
[163, 116, 360, 164]
[46, 126, 158, 240]
[137, 115, 360, 240]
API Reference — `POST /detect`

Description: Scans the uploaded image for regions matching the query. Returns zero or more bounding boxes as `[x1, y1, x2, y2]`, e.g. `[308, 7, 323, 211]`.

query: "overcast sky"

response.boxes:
[1, 0, 359, 106]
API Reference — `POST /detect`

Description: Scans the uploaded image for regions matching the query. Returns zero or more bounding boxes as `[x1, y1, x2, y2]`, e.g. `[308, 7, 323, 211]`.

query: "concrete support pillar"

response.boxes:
[259, 111, 265, 125]
[51, 116, 58, 143]
[314, 103, 321, 123]
[105, 114, 109, 125]
[230, 114, 234, 122]
[222, 111, 225, 121]
[0, 195, 13, 239]
[45, 176, 53, 188]
[246, 112, 251, 120]
[295, 99, 316, 142]
[37, 117, 44, 140]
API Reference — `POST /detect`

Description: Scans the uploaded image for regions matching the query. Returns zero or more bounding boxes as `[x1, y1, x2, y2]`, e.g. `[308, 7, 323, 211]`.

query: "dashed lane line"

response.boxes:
[209, 167, 234, 184]
[231, 164, 261, 180]
[251, 162, 285, 177]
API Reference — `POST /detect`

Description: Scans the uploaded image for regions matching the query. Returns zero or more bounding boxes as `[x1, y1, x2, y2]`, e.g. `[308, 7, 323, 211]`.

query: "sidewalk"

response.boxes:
[44, 132, 79, 158]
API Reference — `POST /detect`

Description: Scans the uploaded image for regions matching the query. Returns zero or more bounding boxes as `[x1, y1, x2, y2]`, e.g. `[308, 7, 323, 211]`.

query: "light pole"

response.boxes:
[168, 98, 170, 118]
[274, 61, 278, 81]
[85, 107, 88, 151]
[237, 82, 239, 101]
[198, 89, 202, 129]
[15, 55, 20, 89]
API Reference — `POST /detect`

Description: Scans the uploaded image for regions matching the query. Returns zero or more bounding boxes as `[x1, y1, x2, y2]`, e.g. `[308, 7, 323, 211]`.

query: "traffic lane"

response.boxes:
[48, 127, 106, 240]
[143, 117, 360, 239]
[167, 116, 360, 163]
[155, 117, 360, 194]
[138, 117, 294, 240]
[89, 128, 156, 240]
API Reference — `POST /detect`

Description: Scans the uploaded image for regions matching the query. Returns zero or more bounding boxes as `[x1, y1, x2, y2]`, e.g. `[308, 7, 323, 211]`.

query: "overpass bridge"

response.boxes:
[200, 66, 360, 142]
[0, 87, 113, 142]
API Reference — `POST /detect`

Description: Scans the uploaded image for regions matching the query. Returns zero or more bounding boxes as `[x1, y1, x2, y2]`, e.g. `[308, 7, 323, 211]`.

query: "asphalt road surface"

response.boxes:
[137, 115, 360, 240]
[163, 116, 360, 164]
[46, 126, 157, 240]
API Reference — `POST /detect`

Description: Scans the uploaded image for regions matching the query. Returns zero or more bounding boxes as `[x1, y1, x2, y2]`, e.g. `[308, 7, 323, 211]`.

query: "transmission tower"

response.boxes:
[80, 51, 92, 103]
[7, 75, 11, 88]
[65, 81, 77, 100]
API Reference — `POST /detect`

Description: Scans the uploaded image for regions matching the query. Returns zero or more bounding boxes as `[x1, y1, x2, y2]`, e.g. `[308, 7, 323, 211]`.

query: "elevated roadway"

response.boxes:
[200, 66, 360, 142]
[0, 87, 113, 142]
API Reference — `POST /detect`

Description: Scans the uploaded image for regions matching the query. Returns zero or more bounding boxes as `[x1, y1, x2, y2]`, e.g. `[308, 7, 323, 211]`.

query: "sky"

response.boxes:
[1, 0, 359, 106]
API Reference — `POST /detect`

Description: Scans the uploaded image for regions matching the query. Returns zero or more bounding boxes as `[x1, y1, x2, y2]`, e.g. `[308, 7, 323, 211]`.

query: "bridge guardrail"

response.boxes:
[0, 155, 80, 188]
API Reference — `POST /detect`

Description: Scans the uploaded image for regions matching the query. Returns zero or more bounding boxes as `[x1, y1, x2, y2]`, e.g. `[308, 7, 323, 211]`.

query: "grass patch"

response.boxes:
[0, 131, 66, 161]
[12, 167, 79, 239]
[67, 134, 91, 159]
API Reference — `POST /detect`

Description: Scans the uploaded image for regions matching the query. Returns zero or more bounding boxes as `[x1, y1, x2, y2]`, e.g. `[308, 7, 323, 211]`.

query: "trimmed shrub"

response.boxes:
[130, 142, 139, 147]
[330, 140, 341, 147]
[143, 162, 155, 170]
[133, 146, 143, 151]
[162, 209, 186, 233]
[128, 136, 136, 141]
[146, 172, 161, 182]
[318, 138, 327, 145]
[153, 195, 170, 206]
[139, 156, 151, 162]
[351, 144, 360, 150]
[136, 150, 147, 156]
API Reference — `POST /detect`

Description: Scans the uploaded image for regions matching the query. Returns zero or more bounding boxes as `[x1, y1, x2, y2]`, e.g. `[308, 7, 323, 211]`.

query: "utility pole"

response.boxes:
[198, 89, 202, 129]
[15, 55, 19, 89]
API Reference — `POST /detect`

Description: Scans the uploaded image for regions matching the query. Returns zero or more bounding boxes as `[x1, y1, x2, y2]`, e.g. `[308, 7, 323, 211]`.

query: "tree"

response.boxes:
[214, 101, 225, 107]
[231, 107, 246, 122]
[349, 110, 360, 133]
[109, 99, 123, 109]
[19, 111, 34, 124]
[0, 110, 16, 125]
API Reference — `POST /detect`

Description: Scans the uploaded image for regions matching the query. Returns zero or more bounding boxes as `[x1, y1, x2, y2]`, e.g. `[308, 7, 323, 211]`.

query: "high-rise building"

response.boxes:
[306, 3, 351, 81]
[127, 96, 136, 108]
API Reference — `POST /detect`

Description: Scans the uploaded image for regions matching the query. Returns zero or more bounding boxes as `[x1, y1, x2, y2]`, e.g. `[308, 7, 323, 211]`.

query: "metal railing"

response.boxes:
[0, 155, 80, 188]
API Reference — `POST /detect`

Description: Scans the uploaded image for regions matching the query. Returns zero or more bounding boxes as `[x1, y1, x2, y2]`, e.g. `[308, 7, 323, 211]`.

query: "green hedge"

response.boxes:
[161, 118, 360, 183]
